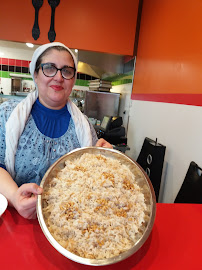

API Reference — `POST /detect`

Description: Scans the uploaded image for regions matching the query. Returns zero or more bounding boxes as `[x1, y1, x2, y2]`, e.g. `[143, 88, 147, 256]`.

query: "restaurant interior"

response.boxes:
[0, 1, 201, 269]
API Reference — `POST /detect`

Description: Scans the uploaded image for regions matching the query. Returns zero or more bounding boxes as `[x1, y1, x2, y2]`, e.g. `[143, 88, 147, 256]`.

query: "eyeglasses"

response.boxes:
[39, 63, 76, 80]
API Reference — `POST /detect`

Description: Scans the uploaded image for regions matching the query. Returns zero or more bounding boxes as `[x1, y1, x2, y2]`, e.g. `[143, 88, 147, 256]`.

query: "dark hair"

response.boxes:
[35, 46, 75, 73]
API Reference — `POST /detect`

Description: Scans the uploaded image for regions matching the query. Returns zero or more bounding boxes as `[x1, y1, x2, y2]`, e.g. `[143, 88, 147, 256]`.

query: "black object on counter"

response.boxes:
[48, 0, 60, 42]
[136, 137, 166, 202]
[175, 161, 202, 204]
[113, 143, 130, 154]
[95, 116, 128, 147]
[32, 0, 44, 40]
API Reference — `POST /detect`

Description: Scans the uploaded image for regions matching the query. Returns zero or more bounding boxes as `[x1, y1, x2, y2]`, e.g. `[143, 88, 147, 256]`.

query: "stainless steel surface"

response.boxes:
[37, 147, 156, 266]
[84, 90, 120, 121]
[78, 50, 124, 75]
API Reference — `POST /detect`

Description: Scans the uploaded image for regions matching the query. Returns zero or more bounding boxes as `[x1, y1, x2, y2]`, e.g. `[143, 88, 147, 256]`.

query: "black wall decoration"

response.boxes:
[32, 0, 60, 42]
[48, 0, 60, 42]
[32, 0, 44, 40]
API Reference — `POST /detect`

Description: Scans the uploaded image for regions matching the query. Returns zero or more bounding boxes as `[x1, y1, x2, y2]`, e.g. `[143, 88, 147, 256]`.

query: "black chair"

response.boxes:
[136, 137, 166, 202]
[174, 161, 202, 204]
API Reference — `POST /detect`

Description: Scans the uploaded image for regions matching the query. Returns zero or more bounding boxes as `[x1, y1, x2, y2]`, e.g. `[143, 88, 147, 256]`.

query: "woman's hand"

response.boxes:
[96, 138, 113, 149]
[12, 183, 43, 219]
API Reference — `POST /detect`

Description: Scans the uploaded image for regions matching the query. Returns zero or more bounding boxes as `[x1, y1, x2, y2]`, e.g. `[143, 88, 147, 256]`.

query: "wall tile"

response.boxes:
[2, 58, 8, 65]
[9, 59, 15, 65]
[22, 60, 29, 67]
[16, 59, 21, 67]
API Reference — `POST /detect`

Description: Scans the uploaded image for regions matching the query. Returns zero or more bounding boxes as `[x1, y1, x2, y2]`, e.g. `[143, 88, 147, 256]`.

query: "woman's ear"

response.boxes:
[34, 71, 38, 83]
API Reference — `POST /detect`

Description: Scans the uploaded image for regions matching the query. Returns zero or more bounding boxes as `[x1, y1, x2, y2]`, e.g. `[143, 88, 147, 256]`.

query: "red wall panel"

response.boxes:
[132, 0, 202, 106]
[1, 58, 8, 65]
[0, 0, 139, 56]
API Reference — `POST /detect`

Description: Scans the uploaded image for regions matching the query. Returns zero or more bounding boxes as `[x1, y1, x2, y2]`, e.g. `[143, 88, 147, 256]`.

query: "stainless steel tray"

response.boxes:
[37, 147, 156, 266]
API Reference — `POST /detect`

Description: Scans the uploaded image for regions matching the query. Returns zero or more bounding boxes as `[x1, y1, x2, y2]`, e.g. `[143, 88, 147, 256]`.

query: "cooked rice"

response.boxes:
[42, 153, 148, 259]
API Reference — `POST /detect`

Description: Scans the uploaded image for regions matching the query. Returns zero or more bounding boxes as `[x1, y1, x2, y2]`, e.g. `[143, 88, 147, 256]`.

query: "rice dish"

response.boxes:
[42, 153, 149, 259]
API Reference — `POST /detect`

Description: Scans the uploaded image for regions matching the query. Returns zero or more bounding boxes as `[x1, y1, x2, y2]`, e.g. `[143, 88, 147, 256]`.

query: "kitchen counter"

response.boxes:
[0, 94, 25, 104]
[11, 91, 30, 96]
[0, 203, 202, 270]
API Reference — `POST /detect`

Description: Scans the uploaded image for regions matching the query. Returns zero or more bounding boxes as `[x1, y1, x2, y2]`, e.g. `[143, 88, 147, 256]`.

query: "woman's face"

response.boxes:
[34, 49, 75, 109]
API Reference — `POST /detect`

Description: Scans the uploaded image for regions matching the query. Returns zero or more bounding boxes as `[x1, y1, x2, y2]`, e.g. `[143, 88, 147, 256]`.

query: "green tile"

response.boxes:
[112, 79, 132, 86]
[1, 71, 10, 78]
[0, 71, 33, 80]
[75, 79, 89, 86]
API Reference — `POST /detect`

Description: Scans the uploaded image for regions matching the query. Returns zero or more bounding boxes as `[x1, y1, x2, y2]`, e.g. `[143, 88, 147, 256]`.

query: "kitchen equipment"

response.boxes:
[48, 0, 60, 42]
[37, 147, 156, 266]
[84, 90, 120, 121]
[95, 116, 127, 145]
[32, 0, 44, 40]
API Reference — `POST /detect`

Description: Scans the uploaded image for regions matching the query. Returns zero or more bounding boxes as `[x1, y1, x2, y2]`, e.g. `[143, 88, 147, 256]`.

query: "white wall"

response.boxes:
[111, 83, 132, 131]
[127, 99, 202, 203]
[0, 78, 11, 95]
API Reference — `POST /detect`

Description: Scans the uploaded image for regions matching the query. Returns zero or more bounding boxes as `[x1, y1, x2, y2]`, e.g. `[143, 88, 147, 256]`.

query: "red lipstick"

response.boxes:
[50, 85, 63, 91]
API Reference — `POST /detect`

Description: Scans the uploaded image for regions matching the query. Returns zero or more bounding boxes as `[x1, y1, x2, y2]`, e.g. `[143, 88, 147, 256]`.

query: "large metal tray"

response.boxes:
[37, 147, 156, 266]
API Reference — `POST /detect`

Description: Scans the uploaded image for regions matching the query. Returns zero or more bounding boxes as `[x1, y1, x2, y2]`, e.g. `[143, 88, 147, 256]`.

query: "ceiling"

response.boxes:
[0, 40, 125, 78]
[0, 40, 39, 52]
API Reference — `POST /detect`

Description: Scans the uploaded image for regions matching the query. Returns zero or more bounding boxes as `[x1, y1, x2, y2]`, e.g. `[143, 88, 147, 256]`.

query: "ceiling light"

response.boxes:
[75, 49, 78, 53]
[26, 43, 34, 48]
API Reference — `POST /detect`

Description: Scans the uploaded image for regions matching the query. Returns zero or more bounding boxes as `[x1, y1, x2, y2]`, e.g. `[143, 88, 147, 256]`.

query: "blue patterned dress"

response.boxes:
[0, 99, 98, 186]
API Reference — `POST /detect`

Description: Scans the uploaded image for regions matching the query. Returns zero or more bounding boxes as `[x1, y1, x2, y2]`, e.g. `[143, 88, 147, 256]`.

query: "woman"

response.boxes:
[0, 42, 112, 219]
